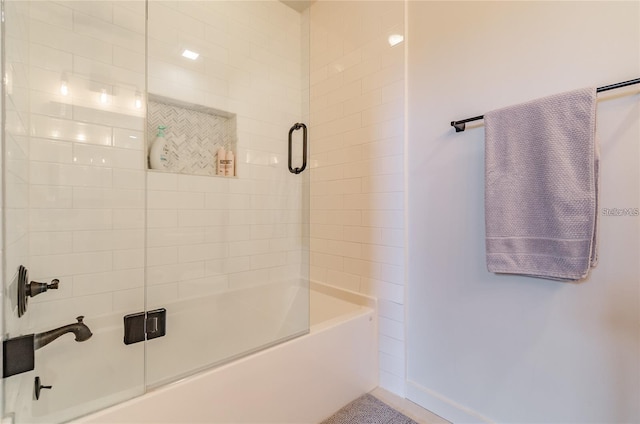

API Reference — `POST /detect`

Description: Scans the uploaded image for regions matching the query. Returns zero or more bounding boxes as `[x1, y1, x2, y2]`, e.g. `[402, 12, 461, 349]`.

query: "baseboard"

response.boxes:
[405, 380, 494, 424]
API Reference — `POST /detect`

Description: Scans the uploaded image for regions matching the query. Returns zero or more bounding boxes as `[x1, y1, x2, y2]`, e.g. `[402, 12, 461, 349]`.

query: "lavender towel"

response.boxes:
[484, 87, 598, 281]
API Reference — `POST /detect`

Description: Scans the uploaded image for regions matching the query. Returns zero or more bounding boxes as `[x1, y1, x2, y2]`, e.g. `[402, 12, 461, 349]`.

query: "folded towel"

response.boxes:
[484, 87, 598, 281]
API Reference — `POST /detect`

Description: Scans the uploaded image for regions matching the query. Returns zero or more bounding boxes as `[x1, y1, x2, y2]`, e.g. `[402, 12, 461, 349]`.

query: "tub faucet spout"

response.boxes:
[34, 316, 93, 350]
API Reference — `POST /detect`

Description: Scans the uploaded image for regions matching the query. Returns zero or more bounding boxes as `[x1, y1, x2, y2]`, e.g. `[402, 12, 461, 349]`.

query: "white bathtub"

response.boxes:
[71, 283, 377, 424]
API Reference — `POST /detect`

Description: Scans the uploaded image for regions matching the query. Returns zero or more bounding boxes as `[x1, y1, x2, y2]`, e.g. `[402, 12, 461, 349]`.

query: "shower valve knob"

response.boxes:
[18, 265, 61, 318]
[28, 279, 59, 298]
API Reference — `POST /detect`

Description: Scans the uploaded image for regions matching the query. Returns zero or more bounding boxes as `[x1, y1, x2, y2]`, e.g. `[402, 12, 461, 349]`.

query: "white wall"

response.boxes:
[407, 2, 639, 422]
[309, 0, 406, 394]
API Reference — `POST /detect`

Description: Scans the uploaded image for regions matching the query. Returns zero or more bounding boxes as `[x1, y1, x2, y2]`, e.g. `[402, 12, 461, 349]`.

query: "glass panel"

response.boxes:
[3, 0, 309, 421]
[2, 1, 146, 422]
[145, 1, 310, 387]
[3, 0, 32, 420]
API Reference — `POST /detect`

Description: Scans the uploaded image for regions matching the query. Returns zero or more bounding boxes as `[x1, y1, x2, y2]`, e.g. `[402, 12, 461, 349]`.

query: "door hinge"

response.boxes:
[123, 308, 166, 345]
[2, 335, 35, 378]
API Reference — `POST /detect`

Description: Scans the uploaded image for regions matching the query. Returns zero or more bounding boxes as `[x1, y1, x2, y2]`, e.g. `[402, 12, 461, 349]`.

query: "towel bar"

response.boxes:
[450, 77, 640, 132]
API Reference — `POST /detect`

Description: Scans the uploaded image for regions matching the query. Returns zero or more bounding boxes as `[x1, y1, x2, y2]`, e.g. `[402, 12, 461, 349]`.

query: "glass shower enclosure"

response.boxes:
[1, 1, 310, 422]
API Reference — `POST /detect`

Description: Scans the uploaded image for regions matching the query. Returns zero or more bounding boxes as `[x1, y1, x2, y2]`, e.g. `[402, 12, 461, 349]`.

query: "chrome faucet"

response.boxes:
[33, 316, 93, 350]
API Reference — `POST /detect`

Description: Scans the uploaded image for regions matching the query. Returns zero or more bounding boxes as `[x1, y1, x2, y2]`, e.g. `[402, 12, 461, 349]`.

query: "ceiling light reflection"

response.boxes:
[182, 49, 200, 60]
[388, 34, 404, 47]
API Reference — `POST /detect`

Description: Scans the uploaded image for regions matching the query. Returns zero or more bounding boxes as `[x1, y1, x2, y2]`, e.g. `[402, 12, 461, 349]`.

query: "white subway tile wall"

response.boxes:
[23, 0, 308, 328]
[146, 1, 307, 307]
[309, 1, 406, 396]
[25, 1, 147, 329]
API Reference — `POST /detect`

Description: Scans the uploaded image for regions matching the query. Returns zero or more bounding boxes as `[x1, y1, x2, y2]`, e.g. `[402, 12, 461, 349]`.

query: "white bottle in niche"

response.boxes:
[149, 126, 169, 170]
[217, 147, 226, 176]
[225, 149, 235, 176]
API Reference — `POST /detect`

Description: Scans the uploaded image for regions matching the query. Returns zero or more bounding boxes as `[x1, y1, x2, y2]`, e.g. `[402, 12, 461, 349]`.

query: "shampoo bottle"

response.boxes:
[217, 147, 226, 176]
[225, 149, 235, 176]
[149, 125, 169, 170]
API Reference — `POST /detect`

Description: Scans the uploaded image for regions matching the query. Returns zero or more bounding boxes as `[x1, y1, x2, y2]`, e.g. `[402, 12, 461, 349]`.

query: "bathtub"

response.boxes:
[66, 282, 378, 424]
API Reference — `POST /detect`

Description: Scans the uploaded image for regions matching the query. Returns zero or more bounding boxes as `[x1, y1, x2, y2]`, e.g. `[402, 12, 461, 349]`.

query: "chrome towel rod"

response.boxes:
[450, 77, 640, 132]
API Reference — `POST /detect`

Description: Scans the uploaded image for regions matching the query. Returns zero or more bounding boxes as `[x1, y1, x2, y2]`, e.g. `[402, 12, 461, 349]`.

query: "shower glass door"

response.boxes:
[144, 1, 310, 387]
[2, 0, 309, 422]
[2, 0, 147, 422]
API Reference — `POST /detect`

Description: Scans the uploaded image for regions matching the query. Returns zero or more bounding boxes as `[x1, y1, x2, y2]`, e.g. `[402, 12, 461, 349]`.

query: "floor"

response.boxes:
[368, 388, 450, 424]
[321, 393, 418, 424]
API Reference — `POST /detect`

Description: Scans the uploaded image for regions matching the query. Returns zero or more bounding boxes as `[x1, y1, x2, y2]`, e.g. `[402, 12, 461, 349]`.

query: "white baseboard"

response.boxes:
[405, 380, 494, 424]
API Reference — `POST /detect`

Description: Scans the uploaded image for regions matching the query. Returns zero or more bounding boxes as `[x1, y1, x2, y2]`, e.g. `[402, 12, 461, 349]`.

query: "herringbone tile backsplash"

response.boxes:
[147, 97, 236, 176]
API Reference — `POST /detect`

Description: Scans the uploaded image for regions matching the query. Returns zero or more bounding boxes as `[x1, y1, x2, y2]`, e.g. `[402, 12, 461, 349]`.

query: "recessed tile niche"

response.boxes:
[147, 94, 237, 176]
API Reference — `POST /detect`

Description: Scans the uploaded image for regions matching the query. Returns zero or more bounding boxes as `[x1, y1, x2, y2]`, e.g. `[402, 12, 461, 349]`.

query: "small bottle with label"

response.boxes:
[225, 149, 235, 176]
[149, 126, 169, 170]
[217, 147, 226, 176]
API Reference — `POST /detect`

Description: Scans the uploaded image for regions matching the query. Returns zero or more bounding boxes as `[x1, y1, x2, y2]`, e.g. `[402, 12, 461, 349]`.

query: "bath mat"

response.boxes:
[321, 393, 419, 424]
